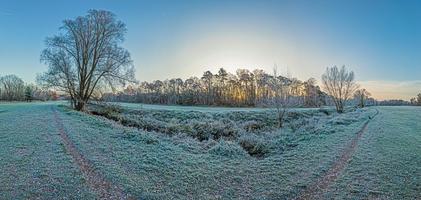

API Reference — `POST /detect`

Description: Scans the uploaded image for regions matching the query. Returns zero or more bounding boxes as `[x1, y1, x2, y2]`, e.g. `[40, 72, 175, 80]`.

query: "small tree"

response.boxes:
[354, 89, 371, 108]
[24, 85, 33, 102]
[270, 66, 293, 128]
[322, 65, 358, 113]
[412, 93, 421, 106]
[38, 10, 135, 111]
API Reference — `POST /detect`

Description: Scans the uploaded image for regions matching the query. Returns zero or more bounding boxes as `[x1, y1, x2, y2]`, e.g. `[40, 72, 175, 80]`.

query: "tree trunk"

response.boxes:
[75, 101, 86, 111]
[277, 109, 285, 128]
[338, 103, 344, 113]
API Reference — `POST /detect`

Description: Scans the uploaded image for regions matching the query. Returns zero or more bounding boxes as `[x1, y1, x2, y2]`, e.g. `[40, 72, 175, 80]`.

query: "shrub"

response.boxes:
[328, 116, 356, 125]
[318, 108, 331, 115]
[90, 103, 124, 121]
[166, 122, 192, 135]
[140, 133, 159, 145]
[209, 140, 247, 158]
[211, 119, 239, 139]
[242, 120, 265, 132]
[238, 134, 270, 157]
[120, 116, 169, 134]
[186, 119, 240, 141]
[189, 120, 212, 141]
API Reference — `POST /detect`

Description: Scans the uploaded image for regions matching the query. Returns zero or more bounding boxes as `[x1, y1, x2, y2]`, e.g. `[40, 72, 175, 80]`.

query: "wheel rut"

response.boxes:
[52, 106, 132, 199]
[296, 109, 379, 200]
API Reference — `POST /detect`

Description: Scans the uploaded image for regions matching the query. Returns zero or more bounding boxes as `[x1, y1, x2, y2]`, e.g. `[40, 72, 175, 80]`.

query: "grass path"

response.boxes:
[327, 106, 421, 199]
[297, 109, 379, 199]
[0, 103, 96, 199]
[52, 106, 132, 199]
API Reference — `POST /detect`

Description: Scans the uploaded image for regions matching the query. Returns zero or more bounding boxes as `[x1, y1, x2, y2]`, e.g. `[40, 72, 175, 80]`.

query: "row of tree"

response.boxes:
[34, 9, 406, 115]
[0, 74, 57, 101]
[103, 68, 327, 107]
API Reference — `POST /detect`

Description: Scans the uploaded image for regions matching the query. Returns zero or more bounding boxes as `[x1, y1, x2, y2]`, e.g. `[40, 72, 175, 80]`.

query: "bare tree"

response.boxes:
[270, 66, 293, 128]
[418, 93, 421, 106]
[412, 93, 421, 106]
[38, 10, 135, 111]
[354, 88, 371, 108]
[0, 75, 25, 101]
[201, 71, 213, 105]
[322, 65, 359, 113]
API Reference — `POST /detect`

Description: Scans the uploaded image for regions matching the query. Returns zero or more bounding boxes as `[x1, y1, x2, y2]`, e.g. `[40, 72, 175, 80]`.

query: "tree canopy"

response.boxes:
[38, 9, 135, 111]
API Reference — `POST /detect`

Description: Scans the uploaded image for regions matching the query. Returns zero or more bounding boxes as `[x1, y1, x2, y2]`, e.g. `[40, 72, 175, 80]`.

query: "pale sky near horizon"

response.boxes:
[0, 0, 420, 100]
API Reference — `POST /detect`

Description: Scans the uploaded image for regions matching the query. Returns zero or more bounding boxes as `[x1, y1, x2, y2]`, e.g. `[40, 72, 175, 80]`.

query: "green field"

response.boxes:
[0, 102, 420, 199]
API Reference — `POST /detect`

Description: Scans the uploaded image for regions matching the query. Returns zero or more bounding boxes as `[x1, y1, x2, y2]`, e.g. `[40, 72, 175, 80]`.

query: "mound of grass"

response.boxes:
[238, 134, 270, 157]
[89, 103, 124, 121]
[208, 140, 247, 158]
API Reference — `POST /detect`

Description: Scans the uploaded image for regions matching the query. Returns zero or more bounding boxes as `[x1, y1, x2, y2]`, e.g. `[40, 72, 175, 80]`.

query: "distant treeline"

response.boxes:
[103, 68, 328, 107]
[0, 74, 57, 101]
[378, 99, 411, 106]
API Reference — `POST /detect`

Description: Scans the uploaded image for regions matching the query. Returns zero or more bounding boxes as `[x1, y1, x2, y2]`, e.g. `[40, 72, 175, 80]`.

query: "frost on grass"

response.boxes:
[51, 103, 385, 199]
[208, 140, 248, 158]
[88, 103, 372, 158]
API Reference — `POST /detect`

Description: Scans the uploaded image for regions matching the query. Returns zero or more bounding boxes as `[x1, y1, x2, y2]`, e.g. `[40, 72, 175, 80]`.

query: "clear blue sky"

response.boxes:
[0, 0, 420, 100]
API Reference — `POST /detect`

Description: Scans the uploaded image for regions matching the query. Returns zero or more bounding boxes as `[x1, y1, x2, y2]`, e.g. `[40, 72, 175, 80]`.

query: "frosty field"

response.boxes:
[0, 102, 420, 199]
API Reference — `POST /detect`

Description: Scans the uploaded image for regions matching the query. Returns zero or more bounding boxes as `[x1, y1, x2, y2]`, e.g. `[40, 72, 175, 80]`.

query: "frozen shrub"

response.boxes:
[209, 140, 247, 158]
[288, 119, 306, 132]
[90, 103, 124, 121]
[121, 116, 169, 133]
[328, 116, 356, 125]
[202, 139, 219, 150]
[211, 119, 239, 139]
[286, 111, 314, 122]
[238, 134, 270, 157]
[318, 108, 331, 115]
[189, 120, 212, 141]
[242, 120, 265, 132]
[139, 133, 159, 145]
[171, 133, 205, 153]
[187, 119, 239, 141]
[166, 122, 192, 135]
[302, 117, 321, 133]
[120, 117, 138, 127]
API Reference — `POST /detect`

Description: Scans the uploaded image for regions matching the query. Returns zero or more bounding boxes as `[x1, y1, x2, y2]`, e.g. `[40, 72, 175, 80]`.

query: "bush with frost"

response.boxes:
[238, 134, 270, 157]
[209, 140, 247, 158]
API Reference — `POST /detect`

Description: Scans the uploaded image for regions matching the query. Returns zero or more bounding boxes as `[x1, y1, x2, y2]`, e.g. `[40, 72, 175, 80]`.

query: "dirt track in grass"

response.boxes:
[296, 109, 379, 200]
[52, 107, 132, 199]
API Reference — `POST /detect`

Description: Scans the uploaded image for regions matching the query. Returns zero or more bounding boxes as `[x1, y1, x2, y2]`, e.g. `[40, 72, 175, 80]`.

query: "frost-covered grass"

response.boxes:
[67, 103, 374, 198]
[0, 103, 96, 199]
[326, 106, 421, 199]
[88, 103, 346, 156]
[2, 102, 418, 199]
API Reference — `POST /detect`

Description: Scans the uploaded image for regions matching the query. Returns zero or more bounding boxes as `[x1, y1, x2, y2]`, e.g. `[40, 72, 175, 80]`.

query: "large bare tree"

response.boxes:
[38, 10, 135, 111]
[322, 65, 359, 113]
